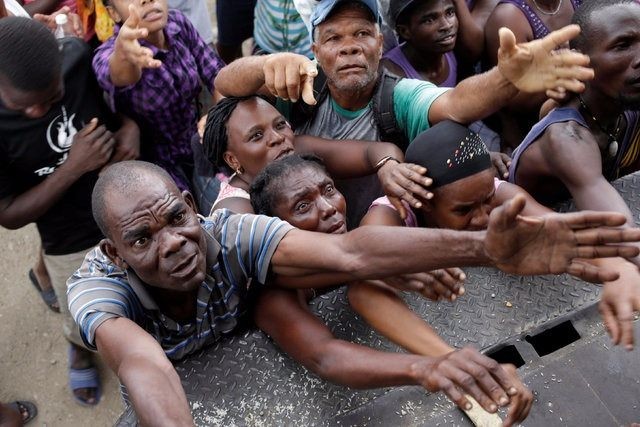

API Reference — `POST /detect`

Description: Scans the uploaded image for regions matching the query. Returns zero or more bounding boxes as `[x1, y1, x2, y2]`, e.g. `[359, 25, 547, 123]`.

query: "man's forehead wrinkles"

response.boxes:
[112, 191, 179, 230]
[117, 210, 153, 231]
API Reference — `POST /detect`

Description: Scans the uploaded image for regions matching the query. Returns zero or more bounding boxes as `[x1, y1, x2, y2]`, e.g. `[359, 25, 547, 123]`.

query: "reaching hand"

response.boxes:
[484, 195, 640, 282]
[411, 347, 532, 425]
[497, 25, 594, 95]
[500, 363, 533, 427]
[33, 6, 84, 38]
[378, 162, 433, 219]
[383, 268, 466, 301]
[599, 262, 640, 351]
[63, 118, 116, 176]
[114, 4, 162, 70]
[263, 53, 318, 104]
[490, 152, 511, 180]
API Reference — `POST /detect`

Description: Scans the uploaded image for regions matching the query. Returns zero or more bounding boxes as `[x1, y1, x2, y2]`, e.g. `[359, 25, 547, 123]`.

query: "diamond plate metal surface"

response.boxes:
[117, 172, 640, 426]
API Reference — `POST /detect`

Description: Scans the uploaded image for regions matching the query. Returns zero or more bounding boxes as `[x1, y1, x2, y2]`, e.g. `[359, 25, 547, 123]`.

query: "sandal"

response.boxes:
[68, 346, 101, 407]
[8, 401, 38, 425]
[28, 269, 60, 313]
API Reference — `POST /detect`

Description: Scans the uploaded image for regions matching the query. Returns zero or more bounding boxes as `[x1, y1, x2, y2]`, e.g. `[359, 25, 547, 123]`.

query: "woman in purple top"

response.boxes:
[93, 0, 225, 193]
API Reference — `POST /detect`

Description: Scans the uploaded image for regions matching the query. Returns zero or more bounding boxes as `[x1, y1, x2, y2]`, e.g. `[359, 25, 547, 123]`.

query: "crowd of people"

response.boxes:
[1, 0, 639, 425]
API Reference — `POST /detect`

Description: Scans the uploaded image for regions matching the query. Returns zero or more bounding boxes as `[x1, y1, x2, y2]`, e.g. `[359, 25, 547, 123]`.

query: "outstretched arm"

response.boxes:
[483, 3, 548, 112]
[543, 125, 636, 225]
[255, 287, 530, 425]
[294, 135, 433, 215]
[428, 25, 593, 125]
[272, 196, 640, 284]
[95, 317, 194, 427]
[497, 180, 640, 350]
[109, 4, 162, 87]
[347, 281, 453, 356]
[214, 53, 318, 104]
[500, 179, 640, 350]
[345, 280, 533, 426]
[541, 123, 640, 265]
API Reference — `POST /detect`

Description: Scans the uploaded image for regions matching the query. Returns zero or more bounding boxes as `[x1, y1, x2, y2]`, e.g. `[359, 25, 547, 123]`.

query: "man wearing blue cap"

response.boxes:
[214, 0, 593, 227]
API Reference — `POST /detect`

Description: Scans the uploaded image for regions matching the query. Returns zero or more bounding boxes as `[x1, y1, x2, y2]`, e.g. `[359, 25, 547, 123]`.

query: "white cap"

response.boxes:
[54, 14, 68, 25]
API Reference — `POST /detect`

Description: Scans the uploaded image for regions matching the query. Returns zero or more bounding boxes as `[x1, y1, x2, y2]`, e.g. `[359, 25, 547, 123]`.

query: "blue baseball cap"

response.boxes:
[310, 0, 380, 41]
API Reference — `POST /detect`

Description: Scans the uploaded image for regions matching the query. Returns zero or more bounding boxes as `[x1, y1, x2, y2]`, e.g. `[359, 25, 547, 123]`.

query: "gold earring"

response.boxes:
[235, 167, 244, 176]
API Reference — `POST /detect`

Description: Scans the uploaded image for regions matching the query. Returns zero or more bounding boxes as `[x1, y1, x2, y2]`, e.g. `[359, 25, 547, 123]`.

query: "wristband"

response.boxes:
[374, 156, 400, 172]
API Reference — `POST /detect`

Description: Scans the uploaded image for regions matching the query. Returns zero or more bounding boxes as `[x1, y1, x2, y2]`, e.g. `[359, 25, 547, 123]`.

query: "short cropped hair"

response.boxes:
[250, 153, 327, 216]
[0, 17, 61, 92]
[202, 95, 269, 173]
[571, 0, 637, 52]
[92, 161, 177, 238]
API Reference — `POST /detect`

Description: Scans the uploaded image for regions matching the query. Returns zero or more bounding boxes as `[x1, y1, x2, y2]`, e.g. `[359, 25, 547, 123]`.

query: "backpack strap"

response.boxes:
[372, 70, 409, 151]
[290, 68, 408, 151]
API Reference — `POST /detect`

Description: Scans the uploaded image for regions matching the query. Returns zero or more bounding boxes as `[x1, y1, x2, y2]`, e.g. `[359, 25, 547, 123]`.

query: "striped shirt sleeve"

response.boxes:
[211, 211, 294, 286]
[67, 247, 141, 350]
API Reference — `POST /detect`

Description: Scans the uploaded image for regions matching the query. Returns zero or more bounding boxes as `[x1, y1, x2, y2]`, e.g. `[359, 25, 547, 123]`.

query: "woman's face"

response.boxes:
[421, 168, 496, 231]
[270, 165, 348, 235]
[224, 97, 295, 181]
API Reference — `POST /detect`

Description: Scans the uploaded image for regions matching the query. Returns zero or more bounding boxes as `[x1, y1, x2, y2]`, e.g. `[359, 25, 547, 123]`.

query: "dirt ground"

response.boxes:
[0, 225, 123, 426]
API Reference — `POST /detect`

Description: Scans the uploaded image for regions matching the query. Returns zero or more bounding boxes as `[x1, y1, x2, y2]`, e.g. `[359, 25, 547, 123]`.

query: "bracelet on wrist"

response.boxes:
[374, 156, 400, 172]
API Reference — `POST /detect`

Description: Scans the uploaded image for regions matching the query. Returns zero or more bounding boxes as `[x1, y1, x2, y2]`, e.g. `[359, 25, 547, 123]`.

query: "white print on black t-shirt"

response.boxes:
[46, 106, 80, 154]
[34, 153, 68, 176]
[34, 106, 81, 176]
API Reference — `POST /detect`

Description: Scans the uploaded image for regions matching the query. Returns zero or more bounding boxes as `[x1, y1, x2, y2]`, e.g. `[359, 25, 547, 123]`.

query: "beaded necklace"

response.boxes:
[578, 96, 623, 158]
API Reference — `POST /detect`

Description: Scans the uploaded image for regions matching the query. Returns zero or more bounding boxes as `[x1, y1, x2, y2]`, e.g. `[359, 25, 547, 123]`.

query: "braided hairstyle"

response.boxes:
[202, 95, 270, 174]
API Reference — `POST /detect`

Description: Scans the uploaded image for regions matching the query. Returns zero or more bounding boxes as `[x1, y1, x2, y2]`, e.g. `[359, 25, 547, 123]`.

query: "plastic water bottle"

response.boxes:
[54, 14, 74, 39]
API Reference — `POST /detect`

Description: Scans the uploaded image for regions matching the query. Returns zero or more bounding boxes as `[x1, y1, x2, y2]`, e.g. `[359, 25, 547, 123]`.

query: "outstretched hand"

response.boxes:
[383, 268, 466, 301]
[114, 4, 162, 69]
[599, 263, 640, 351]
[263, 53, 318, 104]
[378, 162, 433, 219]
[497, 24, 594, 96]
[34, 6, 84, 38]
[412, 347, 532, 426]
[490, 152, 511, 179]
[484, 195, 640, 282]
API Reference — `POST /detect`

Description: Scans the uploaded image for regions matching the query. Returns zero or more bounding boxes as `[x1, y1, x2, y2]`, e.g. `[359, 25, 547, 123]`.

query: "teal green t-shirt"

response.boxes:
[393, 78, 450, 142]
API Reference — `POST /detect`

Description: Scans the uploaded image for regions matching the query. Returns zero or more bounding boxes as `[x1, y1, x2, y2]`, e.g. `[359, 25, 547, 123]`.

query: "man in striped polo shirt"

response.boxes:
[68, 160, 640, 425]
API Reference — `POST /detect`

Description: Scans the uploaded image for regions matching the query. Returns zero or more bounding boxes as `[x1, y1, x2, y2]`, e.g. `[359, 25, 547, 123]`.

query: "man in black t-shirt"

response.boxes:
[0, 17, 140, 406]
